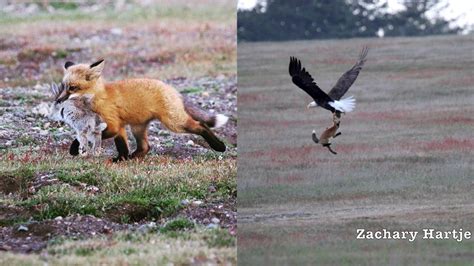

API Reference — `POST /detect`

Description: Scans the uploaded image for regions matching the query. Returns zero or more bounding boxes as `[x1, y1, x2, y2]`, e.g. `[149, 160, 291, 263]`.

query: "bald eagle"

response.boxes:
[289, 47, 368, 114]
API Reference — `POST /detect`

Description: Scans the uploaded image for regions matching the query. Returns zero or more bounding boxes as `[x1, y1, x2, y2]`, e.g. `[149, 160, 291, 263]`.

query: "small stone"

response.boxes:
[137, 222, 157, 233]
[208, 185, 216, 193]
[87, 186, 99, 193]
[110, 28, 123, 35]
[54, 216, 63, 221]
[43, 122, 50, 129]
[211, 218, 220, 224]
[206, 223, 218, 229]
[191, 200, 203, 206]
[186, 140, 194, 146]
[0, 245, 12, 251]
[17, 225, 28, 232]
[181, 199, 190, 206]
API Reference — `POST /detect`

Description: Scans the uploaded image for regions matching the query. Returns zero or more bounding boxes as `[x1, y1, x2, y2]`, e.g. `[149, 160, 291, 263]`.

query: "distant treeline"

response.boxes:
[238, 0, 461, 42]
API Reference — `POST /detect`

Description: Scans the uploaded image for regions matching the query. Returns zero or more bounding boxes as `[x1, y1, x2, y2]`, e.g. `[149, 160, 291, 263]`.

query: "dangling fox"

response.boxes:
[57, 59, 228, 161]
[312, 113, 341, 155]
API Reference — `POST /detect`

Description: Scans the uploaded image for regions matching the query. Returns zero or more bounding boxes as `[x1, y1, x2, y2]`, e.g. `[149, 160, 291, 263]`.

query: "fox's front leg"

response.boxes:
[334, 132, 342, 138]
[113, 127, 130, 162]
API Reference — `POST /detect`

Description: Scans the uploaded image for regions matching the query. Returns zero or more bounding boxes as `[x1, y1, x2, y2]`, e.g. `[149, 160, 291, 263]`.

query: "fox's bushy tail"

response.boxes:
[182, 98, 227, 152]
[184, 99, 229, 128]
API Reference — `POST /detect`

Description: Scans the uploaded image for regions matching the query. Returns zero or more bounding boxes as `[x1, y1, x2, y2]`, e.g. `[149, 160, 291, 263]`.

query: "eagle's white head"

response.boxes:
[307, 101, 318, 109]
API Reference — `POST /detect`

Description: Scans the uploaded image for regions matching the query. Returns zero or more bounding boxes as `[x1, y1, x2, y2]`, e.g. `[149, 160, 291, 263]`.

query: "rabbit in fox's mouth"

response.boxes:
[49, 83, 107, 156]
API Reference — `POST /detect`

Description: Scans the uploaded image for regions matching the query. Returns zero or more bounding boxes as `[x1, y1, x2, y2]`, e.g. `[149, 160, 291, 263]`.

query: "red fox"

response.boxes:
[57, 59, 228, 161]
[312, 113, 341, 155]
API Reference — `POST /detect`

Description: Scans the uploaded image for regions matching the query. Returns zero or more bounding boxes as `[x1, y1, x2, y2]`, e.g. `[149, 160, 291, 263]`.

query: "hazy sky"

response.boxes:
[237, 0, 474, 30]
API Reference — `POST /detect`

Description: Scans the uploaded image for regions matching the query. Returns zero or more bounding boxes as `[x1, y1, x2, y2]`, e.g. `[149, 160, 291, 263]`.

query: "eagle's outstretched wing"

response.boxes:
[328, 46, 368, 100]
[289, 56, 333, 104]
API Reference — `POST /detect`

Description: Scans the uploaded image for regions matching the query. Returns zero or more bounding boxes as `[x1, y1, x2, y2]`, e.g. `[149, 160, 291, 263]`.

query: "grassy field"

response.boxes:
[0, 1, 236, 264]
[238, 35, 474, 265]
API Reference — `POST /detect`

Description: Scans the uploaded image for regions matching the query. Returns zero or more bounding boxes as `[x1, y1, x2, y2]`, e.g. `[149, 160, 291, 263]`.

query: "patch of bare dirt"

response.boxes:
[105, 203, 151, 224]
[0, 215, 128, 253]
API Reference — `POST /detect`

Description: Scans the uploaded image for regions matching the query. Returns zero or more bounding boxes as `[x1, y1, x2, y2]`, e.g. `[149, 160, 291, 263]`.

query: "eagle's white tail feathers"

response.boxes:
[329, 96, 356, 113]
[214, 114, 229, 128]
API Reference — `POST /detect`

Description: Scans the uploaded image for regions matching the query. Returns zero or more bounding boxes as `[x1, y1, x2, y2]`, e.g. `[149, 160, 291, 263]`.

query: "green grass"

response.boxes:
[0, 153, 236, 262]
[1, 154, 235, 223]
[237, 35, 474, 265]
[161, 218, 195, 235]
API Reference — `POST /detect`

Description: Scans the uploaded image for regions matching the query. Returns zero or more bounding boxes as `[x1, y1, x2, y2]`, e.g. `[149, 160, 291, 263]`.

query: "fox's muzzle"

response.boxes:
[56, 83, 70, 103]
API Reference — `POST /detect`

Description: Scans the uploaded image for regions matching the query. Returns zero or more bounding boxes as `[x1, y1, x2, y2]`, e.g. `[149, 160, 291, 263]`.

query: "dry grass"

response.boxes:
[237, 35, 474, 265]
[0, 230, 236, 265]
[0, 0, 236, 87]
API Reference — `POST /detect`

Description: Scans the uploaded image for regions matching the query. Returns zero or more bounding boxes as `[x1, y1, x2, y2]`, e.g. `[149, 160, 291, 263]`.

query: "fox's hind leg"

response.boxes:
[184, 118, 226, 152]
[130, 124, 150, 159]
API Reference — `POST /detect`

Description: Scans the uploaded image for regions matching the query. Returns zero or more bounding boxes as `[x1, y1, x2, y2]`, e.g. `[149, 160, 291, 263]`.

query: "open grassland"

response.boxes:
[0, 1, 236, 264]
[238, 35, 474, 265]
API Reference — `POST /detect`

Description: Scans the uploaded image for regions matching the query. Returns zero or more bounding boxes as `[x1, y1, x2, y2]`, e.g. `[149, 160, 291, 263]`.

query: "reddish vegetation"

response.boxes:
[244, 145, 347, 167]
[354, 110, 410, 121]
[311, 58, 355, 65]
[429, 116, 474, 125]
[244, 135, 473, 168]
[238, 232, 273, 247]
[421, 138, 474, 151]
[239, 92, 263, 104]
[239, 119, 314, 129]
[439, 76, 474, 87]
[270, 174, 306, 185]
[387, 67, 463, 80]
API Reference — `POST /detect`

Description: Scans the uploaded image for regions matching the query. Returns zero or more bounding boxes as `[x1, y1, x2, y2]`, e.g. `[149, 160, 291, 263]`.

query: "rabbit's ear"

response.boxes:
[50, 83, 62, 100]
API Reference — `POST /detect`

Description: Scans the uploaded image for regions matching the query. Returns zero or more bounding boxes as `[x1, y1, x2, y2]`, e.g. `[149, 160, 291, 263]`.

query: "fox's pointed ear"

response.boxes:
[89, 59, 104, 79]
[90, 59, 104, 71]
[64, 61, 75, 70]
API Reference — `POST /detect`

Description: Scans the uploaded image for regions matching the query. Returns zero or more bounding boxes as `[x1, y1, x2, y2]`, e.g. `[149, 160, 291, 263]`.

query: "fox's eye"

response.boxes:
[69, 86, 79, 91]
